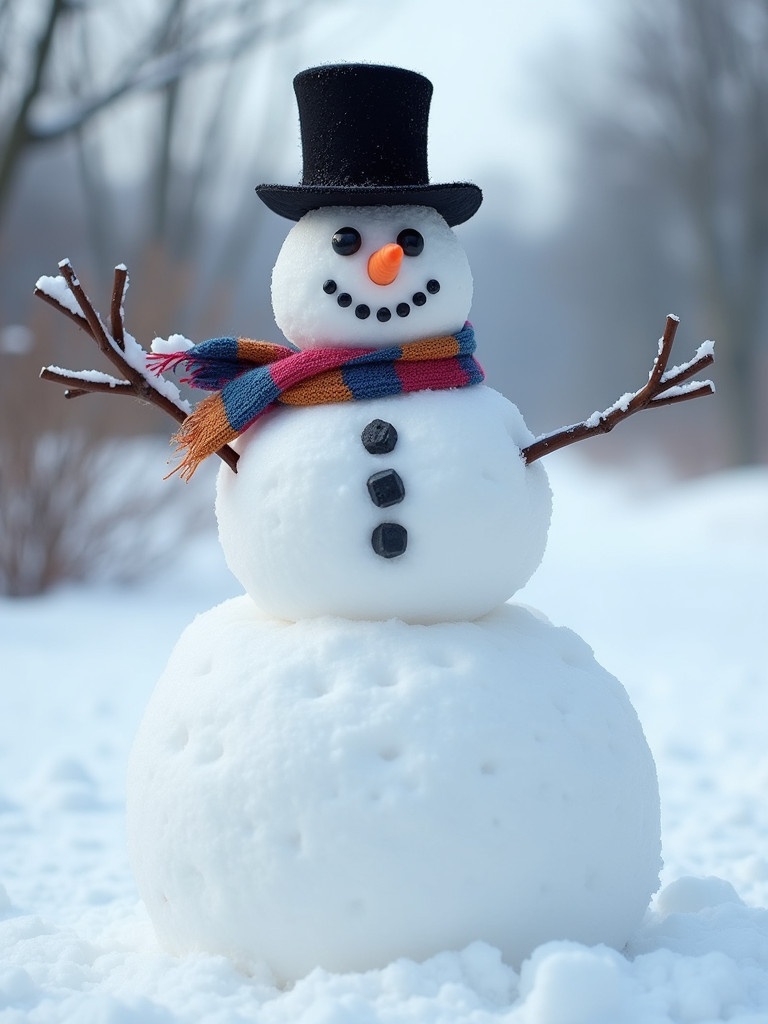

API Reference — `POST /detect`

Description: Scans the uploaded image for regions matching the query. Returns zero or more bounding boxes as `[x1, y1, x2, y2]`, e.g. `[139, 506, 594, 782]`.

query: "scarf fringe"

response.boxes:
[146, 351, 190, 375]
[167, 392, 240, 481]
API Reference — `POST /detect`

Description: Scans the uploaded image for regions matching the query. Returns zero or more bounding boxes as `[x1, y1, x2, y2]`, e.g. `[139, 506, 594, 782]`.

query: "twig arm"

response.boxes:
[35, 259, 240, 474]
[645, 312, 677, 393]
[521, 316, 715, 465]
[40, 366, 147, 401]
[110, 265, 128, 350]
[34, 283, 91, 335]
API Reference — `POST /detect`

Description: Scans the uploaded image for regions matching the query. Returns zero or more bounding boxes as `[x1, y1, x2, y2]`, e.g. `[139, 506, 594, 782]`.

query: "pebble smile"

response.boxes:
[322, 277, 441, 322]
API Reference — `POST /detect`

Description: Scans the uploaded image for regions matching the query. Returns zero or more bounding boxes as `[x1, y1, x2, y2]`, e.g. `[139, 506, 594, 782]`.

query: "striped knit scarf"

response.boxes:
[150, 322, 483, 479]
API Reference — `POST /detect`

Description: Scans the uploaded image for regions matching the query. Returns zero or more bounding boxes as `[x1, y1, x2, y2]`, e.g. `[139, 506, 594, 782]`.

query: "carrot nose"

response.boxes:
[367, 243, 403, 285]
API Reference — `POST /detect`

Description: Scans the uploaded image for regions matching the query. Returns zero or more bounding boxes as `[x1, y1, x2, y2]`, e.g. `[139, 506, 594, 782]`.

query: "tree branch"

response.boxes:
[522, 315, 715, 464]
[26, 0, 327, 143]
[39, 366, 131, 399]
[36, 259, 239, 474]
[110, 264, 128, 350]
[0, 0, 67, 218]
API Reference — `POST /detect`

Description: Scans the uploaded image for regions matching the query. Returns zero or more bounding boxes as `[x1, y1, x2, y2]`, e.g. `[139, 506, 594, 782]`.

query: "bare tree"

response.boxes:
[0, 0, 358, 595]
[0, 0, 328, 224]
[0, 0, 347, 329]
[564, 0, 768, 465]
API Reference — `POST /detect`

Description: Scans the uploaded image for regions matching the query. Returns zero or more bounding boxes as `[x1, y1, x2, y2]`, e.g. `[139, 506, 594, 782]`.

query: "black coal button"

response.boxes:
[371, 523, 408, 558]
[361, 419, 398, 454]
[367, 469, 405, 507]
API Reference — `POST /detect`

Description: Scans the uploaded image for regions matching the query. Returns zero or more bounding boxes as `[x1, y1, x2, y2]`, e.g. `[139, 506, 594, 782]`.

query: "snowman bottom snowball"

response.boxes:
[126, 596, 661, 982]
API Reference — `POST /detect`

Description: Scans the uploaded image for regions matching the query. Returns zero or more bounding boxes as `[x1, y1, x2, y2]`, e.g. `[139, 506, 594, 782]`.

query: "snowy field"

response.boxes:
[1, 452, 767, 1023]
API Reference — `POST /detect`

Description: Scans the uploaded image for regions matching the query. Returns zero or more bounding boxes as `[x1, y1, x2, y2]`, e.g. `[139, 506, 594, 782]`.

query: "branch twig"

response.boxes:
[521, 316, 715, 465]
[35, 259, 240, 474]
[39, 366, 130, 399]
[110, 264, 127, 350]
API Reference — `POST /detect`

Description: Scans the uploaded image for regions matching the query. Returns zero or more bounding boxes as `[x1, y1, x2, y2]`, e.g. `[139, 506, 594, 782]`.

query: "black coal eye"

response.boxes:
[332, 227, 361, 256]
[396, 228, 424, 257]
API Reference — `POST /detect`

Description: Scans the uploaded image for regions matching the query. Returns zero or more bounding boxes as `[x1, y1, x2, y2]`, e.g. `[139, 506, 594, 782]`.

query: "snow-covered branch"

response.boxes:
[36, 260, 239, 474]
[522, 316, 715, 465]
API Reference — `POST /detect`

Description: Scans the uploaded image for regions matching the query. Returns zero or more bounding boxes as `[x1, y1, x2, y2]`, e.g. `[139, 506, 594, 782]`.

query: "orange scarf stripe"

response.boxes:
[398, 335, 459, 361]
[236, 339, 294, 366]
[279, 369, 353, 406]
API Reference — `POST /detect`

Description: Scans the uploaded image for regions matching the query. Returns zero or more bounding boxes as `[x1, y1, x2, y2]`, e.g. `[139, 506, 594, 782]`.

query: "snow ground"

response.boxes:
[1, 452, 767, 1023]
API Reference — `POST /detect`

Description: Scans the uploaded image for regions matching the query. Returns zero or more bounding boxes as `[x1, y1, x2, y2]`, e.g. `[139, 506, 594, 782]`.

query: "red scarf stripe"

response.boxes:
[268, 345, 371, 391]
[394, 357, 473, 393]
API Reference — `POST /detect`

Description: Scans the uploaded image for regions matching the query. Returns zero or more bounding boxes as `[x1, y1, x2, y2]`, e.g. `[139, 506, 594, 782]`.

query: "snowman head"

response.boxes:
[271, 204, 474, 349]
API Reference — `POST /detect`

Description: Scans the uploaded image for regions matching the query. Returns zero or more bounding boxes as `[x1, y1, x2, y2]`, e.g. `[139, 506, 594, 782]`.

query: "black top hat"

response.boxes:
[256, 63, 482, 227]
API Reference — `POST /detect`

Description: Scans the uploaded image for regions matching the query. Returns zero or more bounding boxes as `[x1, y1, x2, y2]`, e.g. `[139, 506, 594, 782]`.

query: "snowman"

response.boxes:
[36, 64, 714, 983]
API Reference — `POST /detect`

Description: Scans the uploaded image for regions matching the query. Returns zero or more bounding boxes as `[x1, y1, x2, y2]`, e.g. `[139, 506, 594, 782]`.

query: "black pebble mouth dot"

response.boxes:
[323, 280, 440, 322]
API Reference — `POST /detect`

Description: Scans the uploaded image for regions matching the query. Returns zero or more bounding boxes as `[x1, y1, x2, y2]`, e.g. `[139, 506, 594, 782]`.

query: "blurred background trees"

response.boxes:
[0, 0, 351, 595]
[0, 0, 336, 332]
[540, 0, 768, 469]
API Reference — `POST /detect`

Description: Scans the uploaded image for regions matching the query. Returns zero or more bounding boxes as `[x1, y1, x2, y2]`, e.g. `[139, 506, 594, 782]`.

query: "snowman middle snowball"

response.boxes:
[215, 205, 552, 623]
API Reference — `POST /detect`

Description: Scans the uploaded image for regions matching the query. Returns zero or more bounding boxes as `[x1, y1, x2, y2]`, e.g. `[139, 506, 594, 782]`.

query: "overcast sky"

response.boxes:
[264, 0, 614, 229]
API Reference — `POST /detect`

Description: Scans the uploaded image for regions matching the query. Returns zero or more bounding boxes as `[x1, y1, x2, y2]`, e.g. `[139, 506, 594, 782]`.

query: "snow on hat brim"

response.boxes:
[255, 182, 483, 227]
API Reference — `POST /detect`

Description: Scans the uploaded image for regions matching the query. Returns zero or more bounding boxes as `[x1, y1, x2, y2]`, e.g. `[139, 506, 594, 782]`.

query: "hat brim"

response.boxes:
[255, 182, 482, 227]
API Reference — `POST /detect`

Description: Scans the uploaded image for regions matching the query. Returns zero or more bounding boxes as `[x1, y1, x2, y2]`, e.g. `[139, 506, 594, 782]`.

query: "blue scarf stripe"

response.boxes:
[455, 322, 475, 351]
[341, 361, 403, 399]
[221, 368, 282, 433]
[184, 336, 243, 390]
[460, 354, 485, 385]
[346, 344, 405, 367]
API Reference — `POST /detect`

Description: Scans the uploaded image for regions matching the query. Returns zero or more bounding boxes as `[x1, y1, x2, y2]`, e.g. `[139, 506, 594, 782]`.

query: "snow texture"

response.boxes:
[216, 385, 552, 622]
[150, 334, 195, 355]
[661, 339, 715, 382]
[585, 391, 636, 428]
[2, 457, 767, 1021]
[120, 331, 191, 413]
[127, 596, 659, 981]
[45, 366, 129, 388]
[652, 380, 715, 402]
[35, 274, 84, 318]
